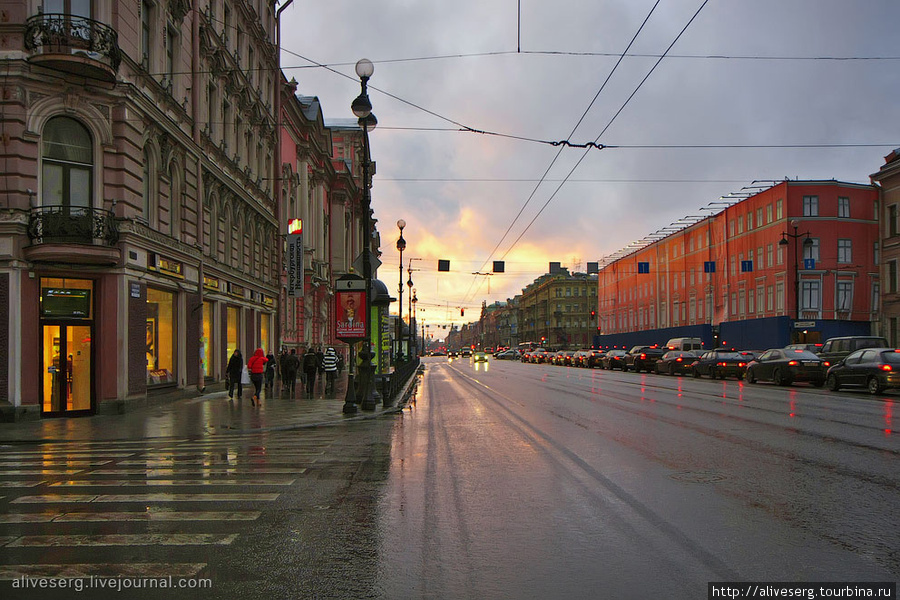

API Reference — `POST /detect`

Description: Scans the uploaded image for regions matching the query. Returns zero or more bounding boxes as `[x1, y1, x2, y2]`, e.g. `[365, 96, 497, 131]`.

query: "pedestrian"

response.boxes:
[303, 346, 319, 398]
[316, 346, 325, 395]
[278, 348, 288, 392]
[247, 348, 268, 406]
[282, 349, 300, 398]
[226, 349, 243, 401]
[265, 350, 276, 394]
[322, 348, 339, 395]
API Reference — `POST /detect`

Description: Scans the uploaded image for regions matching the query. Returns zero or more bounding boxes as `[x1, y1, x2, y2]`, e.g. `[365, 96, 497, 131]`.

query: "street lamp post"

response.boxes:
[779, 219, 814, 340]
[411, 290, 418, 356]
[396, 220, 406, 363]
[344, 58, 379, 414]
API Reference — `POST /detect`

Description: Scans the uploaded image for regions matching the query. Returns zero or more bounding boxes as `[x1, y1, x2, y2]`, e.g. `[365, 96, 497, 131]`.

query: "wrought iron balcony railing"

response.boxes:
[24, 13, 121, 72]
[28, 205, 118, 246]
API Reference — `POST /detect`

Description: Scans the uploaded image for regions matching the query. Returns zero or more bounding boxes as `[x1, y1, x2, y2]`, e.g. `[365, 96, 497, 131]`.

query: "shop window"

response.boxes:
[202, 300, 213, 377]
[147, 288, 176, 385]
[227, 305, 240, 360]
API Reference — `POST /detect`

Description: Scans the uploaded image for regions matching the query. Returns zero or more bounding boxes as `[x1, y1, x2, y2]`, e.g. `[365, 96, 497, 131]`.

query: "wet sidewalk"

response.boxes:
[0, 375, 412, 444]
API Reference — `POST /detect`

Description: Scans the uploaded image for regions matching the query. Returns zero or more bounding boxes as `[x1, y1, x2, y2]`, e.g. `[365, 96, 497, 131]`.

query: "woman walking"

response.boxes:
[247, 347, 268, 406]
[226, 349, 243, 401]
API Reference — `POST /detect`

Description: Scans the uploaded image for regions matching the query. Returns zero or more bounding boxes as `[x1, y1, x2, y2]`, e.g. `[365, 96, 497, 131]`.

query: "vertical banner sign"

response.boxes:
[287, 234, 303, 296]
[335, 278, 367, 340]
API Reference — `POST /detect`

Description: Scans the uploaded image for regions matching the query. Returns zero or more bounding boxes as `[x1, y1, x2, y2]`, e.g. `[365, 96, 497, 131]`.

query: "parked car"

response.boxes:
[784, 343, 824, 354]
[494, 349, 518, 360]
[580, 349, 605, 368]
[530, 348, 552, 363]
[690, 350, 748, 379]
[473, 351, 488, 363]
[624, 346, 666, 373]
[745, 348, 828, 386]
[817, 336, 889, 365]
[825, 348, 900, 394]
[664, 337, 703, 352]
[655, 350, 700, 375]
[557, 349, 576, 366]
[601, 350, 628, 370]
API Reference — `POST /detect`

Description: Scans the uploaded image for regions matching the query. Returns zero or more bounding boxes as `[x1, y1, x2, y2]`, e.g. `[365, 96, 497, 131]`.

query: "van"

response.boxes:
[818, 336, 889, 364]
[664, 337, 703, 352]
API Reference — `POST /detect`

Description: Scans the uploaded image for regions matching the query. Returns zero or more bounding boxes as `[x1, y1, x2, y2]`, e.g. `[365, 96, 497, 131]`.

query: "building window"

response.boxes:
[777, 244, 784, 265]
[757, 286, 764, 315]
[837, 239, 852, 264]
[747, 213, 753, 230]
[165, 26, 177, 91]
[767, 243, 774, 268]
[748, 288, 754, 314]
[202, 301, 213, 378]
[836, 281, 853, 312]
[767, 285, 774, 311]
[803, 195, 819, 216]
[776, 282, 784, 311]
[147, 287, 176, 385]
[838, 196, 850, 218]
[801, 280, 820, 311]
[803, 238, 820, 262]
[872, 282, 880, 314]
[889, 260, 898, 294]
[776, 199, 783, 219]
[766, 204, 773, 223]
[42, 116, 93, 211]
[738, 290, 746, 317]
[874, 242, 879, 266]
[757, 207, 764, 227]
[890, 205, 898, 237]
[141, 0, 152, 69]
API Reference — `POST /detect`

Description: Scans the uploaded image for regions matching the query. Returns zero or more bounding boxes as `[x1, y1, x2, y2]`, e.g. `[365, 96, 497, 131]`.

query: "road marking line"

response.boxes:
[0, 481, 46, 488]
[87, 467, 303, 475]
[0, 460, 112, 467]
[6, 533, 238, 547]
[0, 453, 134, 459]
[0, 563, 206, 580]
[0, 469, 84, 475]
[52, 510, 262, 522]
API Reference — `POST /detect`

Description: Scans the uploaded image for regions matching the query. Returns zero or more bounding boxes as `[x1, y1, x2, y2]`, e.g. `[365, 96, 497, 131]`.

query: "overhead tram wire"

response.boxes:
[459, 0, 665, 306]
[495, 0, 712, 273]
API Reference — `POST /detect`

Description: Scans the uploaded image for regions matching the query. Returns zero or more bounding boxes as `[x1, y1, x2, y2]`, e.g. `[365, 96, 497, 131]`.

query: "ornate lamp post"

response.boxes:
[411, 290, 418, 356]
[396, 219, 406, 363]
[344, 58, 380, 414]
[779, 219, 814, 336]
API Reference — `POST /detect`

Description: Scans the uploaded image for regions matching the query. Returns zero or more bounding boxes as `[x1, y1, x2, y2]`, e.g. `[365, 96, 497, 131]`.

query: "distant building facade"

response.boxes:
[872, 149, 900, 345]
[596, 181, 880, 350]
[518, 269, 598, 349]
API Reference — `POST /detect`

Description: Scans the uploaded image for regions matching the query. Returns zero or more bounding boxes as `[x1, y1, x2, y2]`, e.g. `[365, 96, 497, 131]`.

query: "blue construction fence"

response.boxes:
[593, 318, 873, 352]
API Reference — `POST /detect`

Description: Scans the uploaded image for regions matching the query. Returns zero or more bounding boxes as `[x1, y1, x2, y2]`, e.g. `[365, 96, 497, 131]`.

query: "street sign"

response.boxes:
[804, 258, 816, 270]
[793, 321, 816, 328]
[352, 252, 382, 276]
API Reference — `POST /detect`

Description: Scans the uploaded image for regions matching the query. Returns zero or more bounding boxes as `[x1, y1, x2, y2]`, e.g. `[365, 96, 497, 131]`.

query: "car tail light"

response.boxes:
[717, 362, 726, 367]
[676, 357, 682, 362]
[738, 362, 746, 367]
[823, 361, 830, 367]
[788, 360, 799, 366]
[640, 353, 646, 359]
[881, 364, 892, 372]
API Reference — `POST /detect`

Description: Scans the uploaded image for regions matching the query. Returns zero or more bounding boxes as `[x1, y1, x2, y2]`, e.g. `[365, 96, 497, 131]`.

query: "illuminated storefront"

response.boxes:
[227, 306, 240, 359]
[39, 278, 94, 415]
[146, 288, 176, 386]
[202, 300, 213, 378]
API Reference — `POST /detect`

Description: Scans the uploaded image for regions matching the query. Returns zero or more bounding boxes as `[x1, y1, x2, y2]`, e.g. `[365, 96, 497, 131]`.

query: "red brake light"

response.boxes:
[640, 353, 646, 359]
[676, 357, 682, 362]
[788, 360, 799, 366]
[823, 361, 830, 367]
[738, 362, 746, 367]
[881, 364, 892, 372]
[717, 362, 725, 367]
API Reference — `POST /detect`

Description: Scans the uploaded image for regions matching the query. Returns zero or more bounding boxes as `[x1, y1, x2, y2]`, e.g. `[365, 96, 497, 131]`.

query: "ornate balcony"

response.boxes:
[25, 205, 120, 265]
[24, 14, 121, 81]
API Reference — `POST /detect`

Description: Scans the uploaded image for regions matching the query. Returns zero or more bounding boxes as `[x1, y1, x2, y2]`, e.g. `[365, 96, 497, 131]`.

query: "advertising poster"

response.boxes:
[336, 290, 367, 340]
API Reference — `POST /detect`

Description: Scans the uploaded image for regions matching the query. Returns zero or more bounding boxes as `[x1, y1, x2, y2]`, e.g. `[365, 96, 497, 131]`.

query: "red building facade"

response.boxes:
[597, 181, 879, 348]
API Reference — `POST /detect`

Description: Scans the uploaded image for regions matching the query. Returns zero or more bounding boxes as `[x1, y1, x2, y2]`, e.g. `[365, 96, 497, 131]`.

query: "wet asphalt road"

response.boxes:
[372, 357, 898, 599]
[1, 358, 897, 599]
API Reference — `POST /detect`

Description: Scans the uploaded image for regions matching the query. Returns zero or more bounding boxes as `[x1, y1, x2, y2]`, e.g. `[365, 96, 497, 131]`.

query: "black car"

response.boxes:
[690, 350, 748, 380]
[601, 350, 628, 370]
[744, 348, 828, 386]
[624, 346, 666, 373]
[654, 351, 700, 375]
[825, 348, 900, 394]
[583, 349, 606, 368]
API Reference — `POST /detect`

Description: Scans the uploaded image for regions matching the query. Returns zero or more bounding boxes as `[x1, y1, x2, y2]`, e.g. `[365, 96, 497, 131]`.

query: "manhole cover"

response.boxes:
[669, 470, 726, 483]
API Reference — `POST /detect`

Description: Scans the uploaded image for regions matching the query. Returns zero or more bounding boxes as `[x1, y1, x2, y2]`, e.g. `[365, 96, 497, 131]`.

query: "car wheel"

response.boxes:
[692, 368, 700, 378]
[746, 369, 756, 384]
[709, 367, 718, 380]
[826, 374, 840, 391]
[867, 376, 884, 395]
[669, 364, 676, 376]
[773, 369, 788, 386]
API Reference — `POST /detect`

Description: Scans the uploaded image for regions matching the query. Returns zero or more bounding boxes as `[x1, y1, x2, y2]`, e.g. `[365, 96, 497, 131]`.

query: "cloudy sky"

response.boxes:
[278, 0, 899, 339]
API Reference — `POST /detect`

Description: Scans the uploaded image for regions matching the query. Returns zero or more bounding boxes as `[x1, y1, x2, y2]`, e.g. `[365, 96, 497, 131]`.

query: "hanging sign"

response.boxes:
[288, 233, 303, 297]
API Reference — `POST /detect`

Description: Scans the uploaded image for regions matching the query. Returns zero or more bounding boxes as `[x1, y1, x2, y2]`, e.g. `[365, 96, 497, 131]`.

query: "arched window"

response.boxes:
[42, 116, 92, 211]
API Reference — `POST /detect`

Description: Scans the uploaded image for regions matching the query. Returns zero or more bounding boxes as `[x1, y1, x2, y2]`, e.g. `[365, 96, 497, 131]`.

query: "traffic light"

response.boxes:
[590, 310, 596, 318]
[461, 308, 465, 316]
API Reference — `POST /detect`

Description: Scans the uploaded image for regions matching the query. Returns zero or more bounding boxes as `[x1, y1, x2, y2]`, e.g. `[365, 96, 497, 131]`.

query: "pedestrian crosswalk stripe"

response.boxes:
[12, 493, 280, 503]
[0, 562, 206, 579]
[5, 533, 238, 547]
[0, 452, 135, 459]
[48, 478, 296, 487]
[0, 469, 85, 475]
[116, 458, 316, 465]
[0, 536, 17, 546]
[0, 460, 113, 467]
[0, 510, 261, 524]
[86, 467, 303, 475]
[0, 481, 45, 488]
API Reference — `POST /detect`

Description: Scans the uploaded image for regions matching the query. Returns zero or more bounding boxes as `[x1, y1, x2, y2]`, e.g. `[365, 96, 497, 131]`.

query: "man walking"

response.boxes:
[322, 348, 339, 396]
[282, 349, 300, 398]
[303, 347, 319, 398]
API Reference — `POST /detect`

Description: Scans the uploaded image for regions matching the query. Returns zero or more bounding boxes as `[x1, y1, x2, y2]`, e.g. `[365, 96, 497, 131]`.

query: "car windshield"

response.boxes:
[716, 352, 743, 359]
[786, 350, 819, 360]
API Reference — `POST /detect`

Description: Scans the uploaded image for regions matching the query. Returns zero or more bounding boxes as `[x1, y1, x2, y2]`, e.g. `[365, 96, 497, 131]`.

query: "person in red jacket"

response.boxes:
[246, 348, 268, 406]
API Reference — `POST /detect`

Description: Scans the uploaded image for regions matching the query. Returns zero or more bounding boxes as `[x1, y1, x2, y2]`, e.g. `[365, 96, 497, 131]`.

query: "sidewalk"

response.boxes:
[0, 373, 413, 444]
